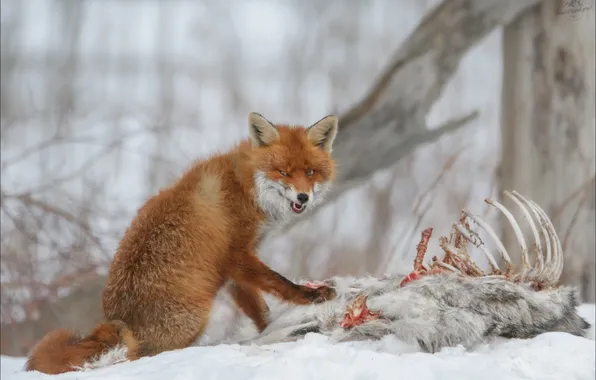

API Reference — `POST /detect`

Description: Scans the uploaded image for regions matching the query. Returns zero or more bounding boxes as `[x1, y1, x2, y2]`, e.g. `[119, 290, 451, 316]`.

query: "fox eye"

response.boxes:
[306, 169, 315, 176]
[279, 170, 288, 176]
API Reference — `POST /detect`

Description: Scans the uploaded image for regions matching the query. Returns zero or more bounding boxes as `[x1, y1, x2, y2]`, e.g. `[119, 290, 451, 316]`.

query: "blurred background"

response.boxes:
[1, 0, 594, 356]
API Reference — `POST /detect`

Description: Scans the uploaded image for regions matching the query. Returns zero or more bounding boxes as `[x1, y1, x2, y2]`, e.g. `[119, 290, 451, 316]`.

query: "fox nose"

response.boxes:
[296, 193, 309, 204]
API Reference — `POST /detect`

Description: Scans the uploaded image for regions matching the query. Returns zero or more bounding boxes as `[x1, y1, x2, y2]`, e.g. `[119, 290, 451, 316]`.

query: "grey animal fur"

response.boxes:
[226, 274, 589, 352]
[225, 191, 591, 352]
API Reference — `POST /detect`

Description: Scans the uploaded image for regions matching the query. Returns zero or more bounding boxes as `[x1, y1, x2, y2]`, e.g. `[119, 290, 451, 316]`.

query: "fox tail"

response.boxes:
[25, 320, 140, 375]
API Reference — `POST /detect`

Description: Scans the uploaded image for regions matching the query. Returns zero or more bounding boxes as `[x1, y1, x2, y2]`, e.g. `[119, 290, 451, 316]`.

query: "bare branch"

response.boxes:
[336, 110, 479, 186]
[331, 0, 544, 185]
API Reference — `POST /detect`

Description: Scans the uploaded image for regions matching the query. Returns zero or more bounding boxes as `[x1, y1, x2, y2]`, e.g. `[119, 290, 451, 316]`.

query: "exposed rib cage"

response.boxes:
[397, 190, 565, 290]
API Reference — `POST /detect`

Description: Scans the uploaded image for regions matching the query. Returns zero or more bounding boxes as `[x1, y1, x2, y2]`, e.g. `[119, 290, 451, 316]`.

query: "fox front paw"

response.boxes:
[307, 285, 337, 303]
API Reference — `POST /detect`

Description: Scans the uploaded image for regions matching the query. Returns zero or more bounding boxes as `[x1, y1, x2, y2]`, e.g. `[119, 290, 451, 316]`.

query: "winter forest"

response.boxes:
[1, 0, 595, 364]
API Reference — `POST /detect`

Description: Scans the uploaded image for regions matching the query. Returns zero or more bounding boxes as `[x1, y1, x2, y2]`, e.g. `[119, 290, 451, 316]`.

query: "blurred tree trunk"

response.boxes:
[148, 2, 174, 192]
[50, 0, 82, 127]
[499, 0, 595, 301]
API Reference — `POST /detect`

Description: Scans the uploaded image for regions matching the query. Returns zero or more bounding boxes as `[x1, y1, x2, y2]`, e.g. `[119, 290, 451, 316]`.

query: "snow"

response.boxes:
[2, 304, 594, 380]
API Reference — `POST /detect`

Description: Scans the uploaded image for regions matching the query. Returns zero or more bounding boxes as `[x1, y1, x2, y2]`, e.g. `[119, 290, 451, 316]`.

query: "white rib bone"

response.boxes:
[522, 200, 556, 281]
[484, 198, 530, 275]
[526, 200, 557, 281]
[529, 199, 563, 284]
[510, 191, 551, 272]
[529, 212, 553, 277]
[460, 210, 512, 270]
[453, 216, 472, 259]
[454, 222, 500, 272]
[437, 240, 466, 269]
[504, 191, 543, 271]
[543, 204, 564, 282]
[435, 260, 460, 273]
[441, 240, 487, 276]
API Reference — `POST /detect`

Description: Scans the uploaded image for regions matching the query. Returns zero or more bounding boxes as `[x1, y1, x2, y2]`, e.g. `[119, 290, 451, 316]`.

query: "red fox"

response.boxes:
[25, 113, 339, 374]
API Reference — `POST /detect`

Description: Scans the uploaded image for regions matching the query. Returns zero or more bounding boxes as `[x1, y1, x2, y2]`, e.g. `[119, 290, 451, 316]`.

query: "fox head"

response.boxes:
[247, 112, 338, 222]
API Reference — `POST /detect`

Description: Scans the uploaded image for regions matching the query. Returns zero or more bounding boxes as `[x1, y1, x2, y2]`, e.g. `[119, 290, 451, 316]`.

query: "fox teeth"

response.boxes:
[291, 202, 305, 213]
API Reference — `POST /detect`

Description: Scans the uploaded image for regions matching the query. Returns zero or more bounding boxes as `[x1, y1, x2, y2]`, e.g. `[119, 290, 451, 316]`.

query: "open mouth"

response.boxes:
[290, 202, 306, 214]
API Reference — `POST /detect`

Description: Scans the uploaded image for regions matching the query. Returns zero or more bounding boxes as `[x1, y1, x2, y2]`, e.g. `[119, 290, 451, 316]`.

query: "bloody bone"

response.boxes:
[339, 295, 380, 329]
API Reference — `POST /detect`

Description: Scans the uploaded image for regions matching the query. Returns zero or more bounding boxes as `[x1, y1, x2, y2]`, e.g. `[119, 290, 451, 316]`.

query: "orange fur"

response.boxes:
[26, 113, 339, 374]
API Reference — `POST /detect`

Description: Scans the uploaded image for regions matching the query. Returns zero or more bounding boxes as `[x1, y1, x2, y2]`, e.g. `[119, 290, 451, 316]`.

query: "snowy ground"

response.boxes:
[2, 304, 594, 380]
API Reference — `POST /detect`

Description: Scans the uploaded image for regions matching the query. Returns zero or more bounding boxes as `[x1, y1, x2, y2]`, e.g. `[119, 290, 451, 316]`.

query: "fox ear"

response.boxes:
[307, 115, 338, 153]
[248, 112, 280, 148]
